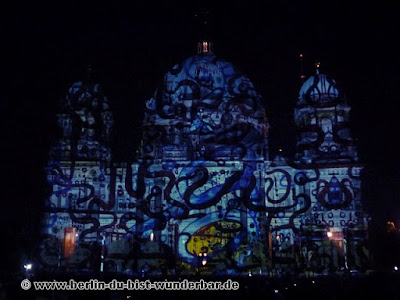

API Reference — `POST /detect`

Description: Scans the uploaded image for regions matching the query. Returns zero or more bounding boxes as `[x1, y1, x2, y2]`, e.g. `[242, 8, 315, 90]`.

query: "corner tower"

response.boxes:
[294, 66, 357, 165]
[50, 66, 114, 162]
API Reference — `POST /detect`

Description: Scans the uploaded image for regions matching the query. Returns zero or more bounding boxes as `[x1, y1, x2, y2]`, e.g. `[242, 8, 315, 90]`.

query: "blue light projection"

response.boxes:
[295, 72, 357, 164]
[38, 54, 370, 276]
[141, 53, 269, 162]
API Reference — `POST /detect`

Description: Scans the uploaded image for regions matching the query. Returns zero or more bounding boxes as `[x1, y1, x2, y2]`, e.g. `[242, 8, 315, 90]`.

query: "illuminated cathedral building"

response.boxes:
[38, 41, 370, 276]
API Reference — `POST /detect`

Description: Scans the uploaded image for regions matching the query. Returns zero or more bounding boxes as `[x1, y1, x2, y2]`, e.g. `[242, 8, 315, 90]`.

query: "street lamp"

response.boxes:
[326, 229, 334, 271]
[24, 263, 33, 278]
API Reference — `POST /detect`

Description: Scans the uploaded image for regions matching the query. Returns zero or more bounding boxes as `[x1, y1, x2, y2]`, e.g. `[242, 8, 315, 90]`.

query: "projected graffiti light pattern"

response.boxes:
[141, 54, 269, 161]
[295, 73, 357, 164]
[41, 160, 364, 272]
[51, 78, 113, 162]
[40, 58, 368, 274]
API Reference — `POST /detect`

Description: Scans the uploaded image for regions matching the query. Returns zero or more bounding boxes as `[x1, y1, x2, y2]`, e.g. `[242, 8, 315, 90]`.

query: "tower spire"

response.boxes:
[195, 8, 214, 54]
[299, 53, 305, 83]
[315, 61, 321, 75]
[85, 64, 95, 85]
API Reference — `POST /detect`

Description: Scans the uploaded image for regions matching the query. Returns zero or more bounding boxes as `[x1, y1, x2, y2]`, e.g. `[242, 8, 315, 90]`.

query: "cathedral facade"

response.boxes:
[38, 44, 369, 276]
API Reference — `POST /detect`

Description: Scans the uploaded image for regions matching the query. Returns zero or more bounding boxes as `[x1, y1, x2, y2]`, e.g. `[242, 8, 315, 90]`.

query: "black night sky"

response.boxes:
[2, 0, 400, 274]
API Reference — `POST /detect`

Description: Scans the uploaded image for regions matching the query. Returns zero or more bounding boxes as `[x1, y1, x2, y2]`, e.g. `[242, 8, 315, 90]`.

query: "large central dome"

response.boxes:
[140, 52, 269, 161]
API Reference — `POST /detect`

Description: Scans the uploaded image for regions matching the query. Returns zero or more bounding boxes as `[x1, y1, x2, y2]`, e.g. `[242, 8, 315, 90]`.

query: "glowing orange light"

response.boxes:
[202, 41, 209, 53]
[63, 227, 77, 258]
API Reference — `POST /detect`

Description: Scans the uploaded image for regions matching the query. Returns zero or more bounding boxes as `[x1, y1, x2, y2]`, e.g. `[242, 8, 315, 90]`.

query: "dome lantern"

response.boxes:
[197, 40, 214, 54]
